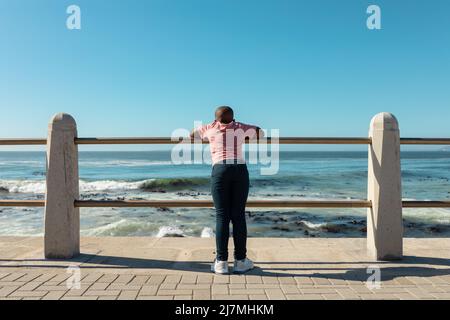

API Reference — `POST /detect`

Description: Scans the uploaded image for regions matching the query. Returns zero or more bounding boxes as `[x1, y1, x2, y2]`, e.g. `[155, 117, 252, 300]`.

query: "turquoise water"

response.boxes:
[0, 151, 449, 237]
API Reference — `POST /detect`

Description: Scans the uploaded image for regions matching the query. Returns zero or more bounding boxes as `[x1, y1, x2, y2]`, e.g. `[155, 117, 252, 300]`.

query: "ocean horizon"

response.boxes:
[1, 150, 449, 238]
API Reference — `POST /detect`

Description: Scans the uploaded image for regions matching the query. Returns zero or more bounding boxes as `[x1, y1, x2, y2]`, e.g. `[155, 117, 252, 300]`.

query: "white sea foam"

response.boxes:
[156, 226, 185, 237]
[201, 227, 214, 238]
[298, 220, 325, 230]
[0, 179, 153, 194]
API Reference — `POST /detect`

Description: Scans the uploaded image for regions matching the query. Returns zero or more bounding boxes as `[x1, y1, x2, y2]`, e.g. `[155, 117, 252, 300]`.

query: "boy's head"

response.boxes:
[215, 106, 234, 124]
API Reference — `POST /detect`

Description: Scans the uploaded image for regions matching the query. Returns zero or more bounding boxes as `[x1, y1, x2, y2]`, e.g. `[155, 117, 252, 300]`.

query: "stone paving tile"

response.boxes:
[286, 294, 322, 300]
[211, 284, 228, 295]
[394, 292, 419, 300]
[137, 295, 174, 300]
[157, 289, 192, 296]
[265, 288, 286, 300]
[249, 294, 268, 300]
[174, 295, 192, 300]
[213, 275, 230, 284]
[89, 282, 110, 290]
[180, 274, 197, 284]
[139, 285, 159, 296]
[230, 288, 265, 295]
[430, 292, 450, 299]
[278, 277, 296, 285]
[197, 275, 213, 284]
[61, 296, 99, 300]
[295, 277, 314, 286]
[114, 274, 134, 284]
[10, 290, 49, 298]
[147, 275, 166, 284]
[98, 296, 118, 300]
[42, 290, 68, 300]
[321, 293, 345, 300]
[280, 285, 300, 294]
[177, 284, 210, 290]
[193, 289, 211, 300]
[17, 281, 43, 291]
[97, 274, 119, 283]
[160, 283, 177, 290]
[335, 288, 361, 299]
[129, 275, 150, 285]
[63, 287, 91, 297]
[262, 276, 279, 284]
[117, 290, 139, 300]
[0, 273, 27, 282]
[245, 275, 263, 284]
[164, 275, 182, 284]
[38, 285, 69, 291]
[212, 294, 249, 300]
[84, 290, 120, 297]
[229, 275, 246, 284]
[246, 284, 280, 289]
[19, 273, 42, 282]
[0, 286, 20, 297]
[108, 284, 142, 290]
[0, 273, 10, 280]
[312, 277, 332, 286]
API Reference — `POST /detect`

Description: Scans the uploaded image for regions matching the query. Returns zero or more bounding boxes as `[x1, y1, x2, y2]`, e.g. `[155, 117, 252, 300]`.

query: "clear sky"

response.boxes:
[1, 0, 449, 151]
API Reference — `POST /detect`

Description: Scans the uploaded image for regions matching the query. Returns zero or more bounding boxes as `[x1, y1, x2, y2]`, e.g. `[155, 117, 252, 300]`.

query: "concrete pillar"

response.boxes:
[44, 113, 80, 259]
[367, 112, 403, 260]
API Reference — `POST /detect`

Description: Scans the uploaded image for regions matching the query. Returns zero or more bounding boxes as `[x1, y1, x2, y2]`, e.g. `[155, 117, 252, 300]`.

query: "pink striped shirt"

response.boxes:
[195, 120, 259, 165]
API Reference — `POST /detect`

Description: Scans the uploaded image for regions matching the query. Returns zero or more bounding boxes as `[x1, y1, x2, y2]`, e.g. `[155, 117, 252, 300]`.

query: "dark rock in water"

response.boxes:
[157, 207, 171, 212]
[271, 226, 291, 232]
[164, 234, 185, 237]
[271, 217, 288, 223]
[151, 189, 166, 193]
[0, 187, 8, 193]
[303, 230, 309, 236]
[321, 224, 341, 233]
[427, 226, 442, 233]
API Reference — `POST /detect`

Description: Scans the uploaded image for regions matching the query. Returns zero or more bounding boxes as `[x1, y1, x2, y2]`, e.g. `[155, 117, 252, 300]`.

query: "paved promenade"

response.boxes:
[0, 237, 449, 300]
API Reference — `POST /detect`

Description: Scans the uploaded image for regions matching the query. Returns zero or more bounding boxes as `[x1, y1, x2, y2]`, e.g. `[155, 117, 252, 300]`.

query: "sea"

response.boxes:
[0, 151, 449, 238]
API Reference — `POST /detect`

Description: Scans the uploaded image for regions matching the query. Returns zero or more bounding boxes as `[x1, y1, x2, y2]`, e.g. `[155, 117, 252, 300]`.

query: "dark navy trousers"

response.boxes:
[211, 162, 249, 261]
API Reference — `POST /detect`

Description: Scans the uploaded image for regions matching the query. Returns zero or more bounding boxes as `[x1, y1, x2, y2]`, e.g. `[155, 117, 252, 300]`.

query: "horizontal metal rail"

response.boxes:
[0, 138, 47, 145]
[402, 200, 450, 208]
[74, 137, 373, 145]
[0, 200, 45, 207]
[1, 199, 450, 208]
[400, 138, 450, 145]
[2, 137, 450, 146]
[74, 199, 372, 208]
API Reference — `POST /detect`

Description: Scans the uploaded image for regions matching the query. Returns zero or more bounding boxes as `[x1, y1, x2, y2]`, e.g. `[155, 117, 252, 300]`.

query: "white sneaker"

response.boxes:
[233, 258, 254, 274]
[211, 259, 229, 274]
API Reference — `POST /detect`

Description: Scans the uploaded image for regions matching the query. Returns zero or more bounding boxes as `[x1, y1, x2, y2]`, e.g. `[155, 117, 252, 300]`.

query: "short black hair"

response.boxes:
[215, 106, 234, 116]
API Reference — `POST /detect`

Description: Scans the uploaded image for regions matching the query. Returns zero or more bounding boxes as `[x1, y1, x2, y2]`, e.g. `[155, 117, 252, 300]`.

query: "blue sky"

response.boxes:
[1, 0, 449, 150]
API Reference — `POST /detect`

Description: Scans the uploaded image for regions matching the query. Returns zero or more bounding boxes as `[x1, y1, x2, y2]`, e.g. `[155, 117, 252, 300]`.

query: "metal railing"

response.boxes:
[1, 136, 450, 209]
[2, 137, 450, 145]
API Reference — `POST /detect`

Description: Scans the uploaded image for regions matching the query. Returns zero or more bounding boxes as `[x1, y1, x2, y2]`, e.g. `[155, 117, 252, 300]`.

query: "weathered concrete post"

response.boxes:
[44, 113, 80, 259]
[367, 112, 403, 260]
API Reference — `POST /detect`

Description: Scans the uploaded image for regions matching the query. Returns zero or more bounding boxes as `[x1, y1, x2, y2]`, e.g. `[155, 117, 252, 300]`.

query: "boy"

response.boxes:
[191, 106, 264, 274]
